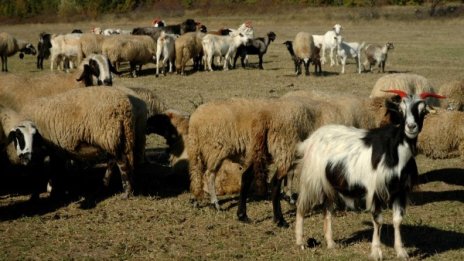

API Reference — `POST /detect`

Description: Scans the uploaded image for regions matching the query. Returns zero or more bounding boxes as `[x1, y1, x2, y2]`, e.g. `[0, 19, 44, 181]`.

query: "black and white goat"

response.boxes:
[295, 90, 445, 260]
[233, 31, 276, 69]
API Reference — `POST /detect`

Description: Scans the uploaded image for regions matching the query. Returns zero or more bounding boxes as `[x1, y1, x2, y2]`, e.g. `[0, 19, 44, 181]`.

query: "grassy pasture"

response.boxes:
[1, 7, 464, 260]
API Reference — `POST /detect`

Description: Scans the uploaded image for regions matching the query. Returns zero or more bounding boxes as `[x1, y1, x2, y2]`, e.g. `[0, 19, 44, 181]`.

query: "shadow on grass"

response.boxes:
[341, 222, 464, 259]
[412, 168, 464, 205]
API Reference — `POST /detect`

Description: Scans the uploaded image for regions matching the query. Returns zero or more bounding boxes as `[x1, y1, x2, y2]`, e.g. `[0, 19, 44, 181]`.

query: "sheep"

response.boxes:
[146, 109, 267, 196]
[0, 32, 37, 72]
[17, 87, 143, 198]
[0, 54, 114, 111]
[202, 32, 251, 71]
[283, 40, 300, 74]
[175, 31, 206, 75]
[37, 32, 52, 70]
[370, 73, 440, 107]
[363, 42, 394, 73]
[49, 33, 82, 71]
[76, 33, 106, 65]
[335, 35, 365, 74]
[438, 79, 464, 111]
[293, 32, 317, 76]
[283, 40, 322, 75]
[233, 31, 276, 69]
[101, 34, 157, 77]
[312, 24, 342, 66]
[418, 109, 464, 159]
[295, 90, 445, 259]
[208, 28, 232, 36]
[156, 31, 178, 77]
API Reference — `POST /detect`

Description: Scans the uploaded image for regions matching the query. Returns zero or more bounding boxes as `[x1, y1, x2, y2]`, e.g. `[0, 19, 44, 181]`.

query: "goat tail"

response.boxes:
[296, 139, 327, 215]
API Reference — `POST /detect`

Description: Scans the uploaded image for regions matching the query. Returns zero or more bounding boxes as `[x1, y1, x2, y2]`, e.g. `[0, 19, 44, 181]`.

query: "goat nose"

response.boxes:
[407, 123, 417, 130]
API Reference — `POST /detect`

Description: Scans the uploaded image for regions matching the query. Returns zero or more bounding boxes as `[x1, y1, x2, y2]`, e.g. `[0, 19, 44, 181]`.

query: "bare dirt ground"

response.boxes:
[1, 7, 463, 260]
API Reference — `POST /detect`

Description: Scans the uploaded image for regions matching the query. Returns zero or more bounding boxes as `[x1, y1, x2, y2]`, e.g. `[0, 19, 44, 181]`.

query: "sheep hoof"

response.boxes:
[237, 213, 251, 223]
[275, 218, 289, 228]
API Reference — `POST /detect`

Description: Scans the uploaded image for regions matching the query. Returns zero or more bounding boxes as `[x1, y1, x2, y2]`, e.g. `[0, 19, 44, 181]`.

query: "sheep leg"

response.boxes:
[323, 204, 336, 249]
[283, 170, 296, 205]
[370, 204, 383, 261]
[392, 196, 409, 259]
[117, 156, 133, 199]
[2, 56, 7, 72]
[304, 60, 310, 76]
[206, 170, 221, 210]
[271, 174, 288, 227]
[1, 56, 4, 71]
[237, 165, 254, 223]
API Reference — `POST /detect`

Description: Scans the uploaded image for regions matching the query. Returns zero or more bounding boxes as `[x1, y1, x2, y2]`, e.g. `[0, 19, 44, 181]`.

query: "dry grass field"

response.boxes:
[1, 6, 463, 260]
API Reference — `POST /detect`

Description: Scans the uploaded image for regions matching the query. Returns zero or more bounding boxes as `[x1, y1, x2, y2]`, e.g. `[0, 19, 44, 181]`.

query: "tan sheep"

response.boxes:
[418, 109, 464, 159]
[0, 32, 37, 72]
[102, 35, 157, 77]
[175, 31, 205, 75]
[76, 33, 106, 65]
[293, 32, 317, 76]
[438, 79, 464, 111]
[18, 87, 142, 198]
[370, 73, 439, 107]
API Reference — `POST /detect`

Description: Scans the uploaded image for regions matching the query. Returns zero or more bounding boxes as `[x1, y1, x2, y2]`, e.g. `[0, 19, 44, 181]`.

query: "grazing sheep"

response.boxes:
[335, 35, 365, 74]
[363, 42, 394, 73]
[102, 35, 157, 77]
[438, 79, 464, 111]
[37, 32, 52, 70]
[156, 31, 178, 77]
[312, 24, 342, 66]
[0, 54, 114, 110]
[175, 31, 206, 75]
[293, 32, 317, 76]
[18, 87, 142, 198]
[146, 110, 267, 196]
[0, 32, 37, 72]
[370, 73, 440, 107]
[76, 33, 106, 65]
[202, 32, 252, 71]
[233, 31, 276, 69]
[418, 109, 464, 159]
[295, 90, 443, 259]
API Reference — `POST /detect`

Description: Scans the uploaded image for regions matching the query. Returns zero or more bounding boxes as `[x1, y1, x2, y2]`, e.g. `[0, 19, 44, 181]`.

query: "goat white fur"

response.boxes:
[202, 32, 251, 71]
[363, 42, 394, 73]
[312, 24, 342, 67]
[335, 35, 365, 74]
[156, 31, 178, 77]
[50, 33, 82, 71]
[295, 91, 443, 259]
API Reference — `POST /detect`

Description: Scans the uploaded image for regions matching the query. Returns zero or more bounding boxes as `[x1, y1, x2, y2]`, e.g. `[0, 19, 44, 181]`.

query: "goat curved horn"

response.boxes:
[419, 92, 446, 99]
[382, 89, 408, 98]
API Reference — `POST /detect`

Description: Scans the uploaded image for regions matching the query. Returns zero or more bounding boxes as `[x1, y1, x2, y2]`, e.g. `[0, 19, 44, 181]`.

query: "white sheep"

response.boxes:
[49, 33, 82, 71]
[312, 24, 342, 67]
[102, 34, 157, 77]
[335, 35, 365, 74]
[202, 32, 251, 71]
[156, 31, 178, 77]
[0, 32, 37, 72]
[363, 42, 394, 73]
[295, 90, 443, 259]
[293, 32, 317, 76]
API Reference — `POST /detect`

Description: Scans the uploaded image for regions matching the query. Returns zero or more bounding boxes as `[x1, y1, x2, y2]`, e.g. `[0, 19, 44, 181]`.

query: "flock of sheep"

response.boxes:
[1, 18, 464, 260]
